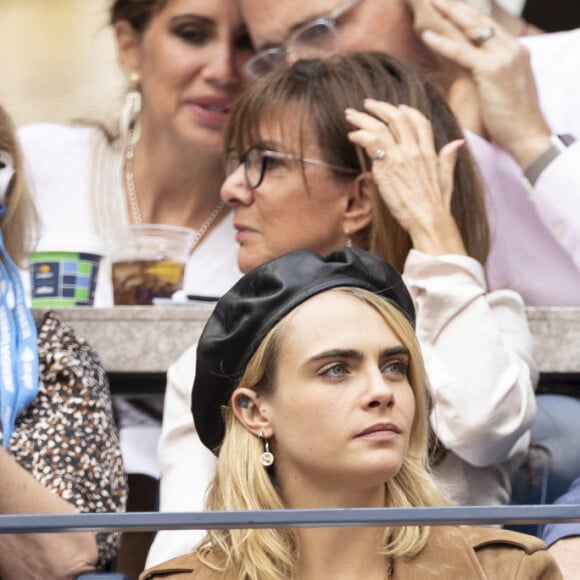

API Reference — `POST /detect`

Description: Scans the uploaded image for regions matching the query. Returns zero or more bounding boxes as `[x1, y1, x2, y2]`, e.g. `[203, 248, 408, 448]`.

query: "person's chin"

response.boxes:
[238, 248, 267, 275]
[177, 117, 224, 150]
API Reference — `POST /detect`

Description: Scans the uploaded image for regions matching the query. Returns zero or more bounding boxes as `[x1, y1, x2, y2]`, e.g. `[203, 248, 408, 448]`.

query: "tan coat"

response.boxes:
[140, 526, 562, 579]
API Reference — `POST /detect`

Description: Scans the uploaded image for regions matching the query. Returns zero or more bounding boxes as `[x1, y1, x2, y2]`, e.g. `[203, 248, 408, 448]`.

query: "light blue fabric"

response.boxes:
[542, 476, 580, 547]
[0, 230, 39, 447]
[510, 394, 580, 537]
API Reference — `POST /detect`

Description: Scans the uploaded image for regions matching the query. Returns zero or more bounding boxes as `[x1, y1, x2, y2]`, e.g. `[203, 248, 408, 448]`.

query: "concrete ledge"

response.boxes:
[32, 306, 212, 373]
[32, 306, 580, 374]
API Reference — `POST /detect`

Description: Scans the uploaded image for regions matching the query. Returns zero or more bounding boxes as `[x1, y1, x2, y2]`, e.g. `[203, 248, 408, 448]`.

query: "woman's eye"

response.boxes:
[382, 359, 408, 377]
[172, 25, 209, 45]
[320, 362, 348, 378]
[263, 156, 286, 171]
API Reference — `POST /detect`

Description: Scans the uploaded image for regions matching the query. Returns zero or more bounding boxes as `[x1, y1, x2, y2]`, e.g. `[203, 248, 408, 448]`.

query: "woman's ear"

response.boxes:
[231, 387, 273, 436]
[344, 173, 373, 238]
[114, 20, 142, 77]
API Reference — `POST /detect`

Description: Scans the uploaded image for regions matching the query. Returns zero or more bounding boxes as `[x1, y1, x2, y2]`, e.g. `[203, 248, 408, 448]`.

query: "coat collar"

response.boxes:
[393, 526, 487, 579]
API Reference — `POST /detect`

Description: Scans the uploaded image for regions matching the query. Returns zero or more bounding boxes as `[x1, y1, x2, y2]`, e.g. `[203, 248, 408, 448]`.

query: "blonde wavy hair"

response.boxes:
[0, 103, 38, 266]
[198, 287, 448, 580]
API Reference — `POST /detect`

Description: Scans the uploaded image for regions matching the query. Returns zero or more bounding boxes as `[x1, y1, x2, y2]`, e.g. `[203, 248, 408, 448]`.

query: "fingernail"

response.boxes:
[345, 108, 355, 116]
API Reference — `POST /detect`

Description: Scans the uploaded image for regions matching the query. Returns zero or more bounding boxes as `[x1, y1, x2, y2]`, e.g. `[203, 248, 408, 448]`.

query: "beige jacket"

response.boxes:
[140, 526, 562, 579]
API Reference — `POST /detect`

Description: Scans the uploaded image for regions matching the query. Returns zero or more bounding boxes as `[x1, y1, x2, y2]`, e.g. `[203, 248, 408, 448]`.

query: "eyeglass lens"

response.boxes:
[292, 21, 338, 56]
[245, 147, 266, 189]
[248, 47, 288, 78]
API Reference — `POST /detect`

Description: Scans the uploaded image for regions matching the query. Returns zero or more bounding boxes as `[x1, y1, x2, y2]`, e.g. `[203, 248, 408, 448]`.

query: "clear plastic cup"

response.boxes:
[107, 224, 195, 306]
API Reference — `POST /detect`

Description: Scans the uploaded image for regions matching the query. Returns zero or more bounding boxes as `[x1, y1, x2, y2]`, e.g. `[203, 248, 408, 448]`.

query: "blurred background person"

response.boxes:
[16, 2, 254, 575]
[0, 102, 127, 580]
[542, 477, 580, 580]
[18, 0, 254, 305]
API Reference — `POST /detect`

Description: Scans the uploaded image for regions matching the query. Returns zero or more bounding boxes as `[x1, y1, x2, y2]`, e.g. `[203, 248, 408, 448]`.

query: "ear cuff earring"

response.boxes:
[258, 430, 274, 467]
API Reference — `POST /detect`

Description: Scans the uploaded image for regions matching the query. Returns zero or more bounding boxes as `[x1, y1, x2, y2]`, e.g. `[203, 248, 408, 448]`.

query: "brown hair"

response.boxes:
[224, 52, 490, 271]
[0, 104, 38, 266]
[109, 0, 168, 33]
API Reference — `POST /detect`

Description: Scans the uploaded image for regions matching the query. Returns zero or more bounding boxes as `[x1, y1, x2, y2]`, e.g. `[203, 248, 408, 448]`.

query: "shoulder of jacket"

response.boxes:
[140, 553, 197, 579]
[140, 552, 223, 580]
[461, 526, 547, 554]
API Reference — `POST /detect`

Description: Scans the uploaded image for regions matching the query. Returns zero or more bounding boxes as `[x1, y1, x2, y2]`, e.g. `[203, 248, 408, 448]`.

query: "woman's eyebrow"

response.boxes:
[170, 14, 215, 27]
[305, 345, 409, 367]
[379, 346, 409, 358]
[305, 349, 363, 366]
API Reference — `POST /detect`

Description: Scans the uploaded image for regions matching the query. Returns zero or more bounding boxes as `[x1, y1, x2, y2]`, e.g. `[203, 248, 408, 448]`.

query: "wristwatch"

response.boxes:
[523, 134, 576, 188]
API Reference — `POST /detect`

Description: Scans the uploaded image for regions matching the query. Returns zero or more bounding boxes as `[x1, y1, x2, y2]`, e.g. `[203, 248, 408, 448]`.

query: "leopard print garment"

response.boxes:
[1, 311, 128, 566]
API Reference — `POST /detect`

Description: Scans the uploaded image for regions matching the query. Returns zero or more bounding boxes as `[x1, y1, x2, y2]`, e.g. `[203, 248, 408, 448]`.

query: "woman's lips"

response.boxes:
[234, 224, 256, 243]
[356, 422, 401, 440]
[188, 97, 232, 126]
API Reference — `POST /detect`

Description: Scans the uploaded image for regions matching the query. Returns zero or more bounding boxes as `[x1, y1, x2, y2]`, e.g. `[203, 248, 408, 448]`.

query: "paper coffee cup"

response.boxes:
[29, 235, 104, 307]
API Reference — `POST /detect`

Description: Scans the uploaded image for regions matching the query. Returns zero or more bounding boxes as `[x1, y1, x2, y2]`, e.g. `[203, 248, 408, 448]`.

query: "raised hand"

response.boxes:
[418, 0, 551, 168]
[345, 99, 466, 256]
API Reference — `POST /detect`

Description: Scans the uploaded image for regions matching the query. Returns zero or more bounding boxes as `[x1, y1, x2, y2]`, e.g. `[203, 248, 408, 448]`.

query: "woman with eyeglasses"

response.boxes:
[148, 51, 537, 566]
[142, 248, 560, 580]
[239, 0, 580, 304]
[241, 0, 542, 81]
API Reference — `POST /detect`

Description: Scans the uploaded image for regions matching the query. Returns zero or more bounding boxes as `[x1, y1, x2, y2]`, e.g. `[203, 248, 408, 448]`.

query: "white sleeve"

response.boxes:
[403, 250, 538, 467]
[145, 344, 217, 568]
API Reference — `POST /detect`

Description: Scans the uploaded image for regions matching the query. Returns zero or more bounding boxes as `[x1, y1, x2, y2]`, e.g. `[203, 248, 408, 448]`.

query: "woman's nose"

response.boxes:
[365, 370, 395, 409]
[203, 45, 240, 87]
[220, 165, 252, 206]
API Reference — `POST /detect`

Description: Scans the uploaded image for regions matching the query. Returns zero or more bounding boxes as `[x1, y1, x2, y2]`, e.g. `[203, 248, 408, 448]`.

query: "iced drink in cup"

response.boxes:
[107, 224, 195, 305]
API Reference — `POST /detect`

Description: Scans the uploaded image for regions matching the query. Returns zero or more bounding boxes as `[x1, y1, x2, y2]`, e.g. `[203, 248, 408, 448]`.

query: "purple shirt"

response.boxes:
[469, 29, 580, 306]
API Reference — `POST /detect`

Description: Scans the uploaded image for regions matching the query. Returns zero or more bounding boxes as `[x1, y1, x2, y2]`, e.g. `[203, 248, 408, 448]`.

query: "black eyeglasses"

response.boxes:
[226, 146, 358, 190]
[244, 0, 361, 80]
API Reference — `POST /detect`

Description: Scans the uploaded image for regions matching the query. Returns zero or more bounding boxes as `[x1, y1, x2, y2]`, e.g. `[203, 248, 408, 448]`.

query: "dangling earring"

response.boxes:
[345, 231, 352, 248]
[120, 72, 142, 147]
[258, 431, 274, 467]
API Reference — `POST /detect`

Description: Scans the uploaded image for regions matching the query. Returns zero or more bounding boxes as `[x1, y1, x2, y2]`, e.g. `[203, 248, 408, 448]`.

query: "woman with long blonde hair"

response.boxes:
[142, 248, 560, 580]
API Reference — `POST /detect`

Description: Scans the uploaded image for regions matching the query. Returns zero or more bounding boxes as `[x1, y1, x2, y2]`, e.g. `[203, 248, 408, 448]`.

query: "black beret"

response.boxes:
[192, 247, 415, 453]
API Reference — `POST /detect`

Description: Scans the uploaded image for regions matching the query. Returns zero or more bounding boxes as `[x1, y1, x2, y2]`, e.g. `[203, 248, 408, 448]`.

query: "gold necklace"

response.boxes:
[124, 143, 225, 254]
[385, 556, 393, 579]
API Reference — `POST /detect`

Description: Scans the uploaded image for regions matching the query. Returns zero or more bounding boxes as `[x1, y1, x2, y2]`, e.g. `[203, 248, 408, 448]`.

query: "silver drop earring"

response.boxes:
[258, 431, 274, 467]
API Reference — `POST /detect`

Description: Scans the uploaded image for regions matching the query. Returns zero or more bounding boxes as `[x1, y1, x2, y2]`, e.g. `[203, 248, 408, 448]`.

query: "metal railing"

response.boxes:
[1, 505, 580, 535]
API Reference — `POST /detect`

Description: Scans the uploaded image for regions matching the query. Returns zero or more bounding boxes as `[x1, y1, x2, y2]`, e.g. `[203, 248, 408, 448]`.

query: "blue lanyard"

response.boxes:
[0, 230, 39, 447]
